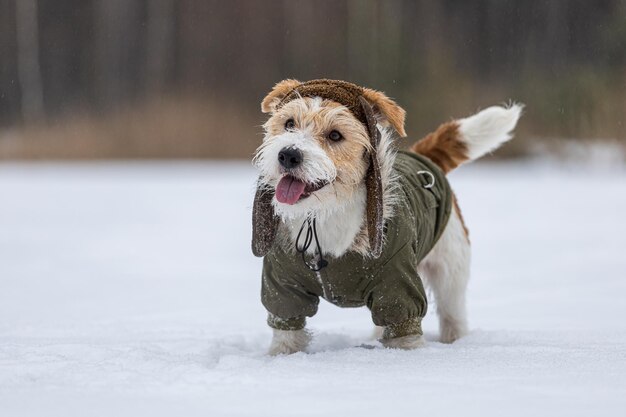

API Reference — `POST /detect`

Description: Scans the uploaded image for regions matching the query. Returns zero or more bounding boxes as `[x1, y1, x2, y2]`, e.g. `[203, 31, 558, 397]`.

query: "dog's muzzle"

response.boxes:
[278, 147, 302, 170]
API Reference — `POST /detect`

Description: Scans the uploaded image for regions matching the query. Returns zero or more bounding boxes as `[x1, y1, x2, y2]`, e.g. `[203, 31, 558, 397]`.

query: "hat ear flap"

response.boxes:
[252, 180, 278, 257]
[359, 97, 384, 258]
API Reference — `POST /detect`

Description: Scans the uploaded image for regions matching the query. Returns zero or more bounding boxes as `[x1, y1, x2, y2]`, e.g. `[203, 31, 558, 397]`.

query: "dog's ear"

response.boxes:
[261, 79, 301, 113]
[359, 97, 384, 258]
[362, 88, 407, 137]
[251, 181, 278, 257]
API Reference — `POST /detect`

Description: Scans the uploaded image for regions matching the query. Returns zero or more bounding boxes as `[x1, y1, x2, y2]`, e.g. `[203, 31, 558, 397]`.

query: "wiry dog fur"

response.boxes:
[255, 79, 522, 354]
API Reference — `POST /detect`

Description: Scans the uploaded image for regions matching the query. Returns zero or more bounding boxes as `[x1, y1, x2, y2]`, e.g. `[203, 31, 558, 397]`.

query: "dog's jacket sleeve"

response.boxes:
[261, 151, 452, 336]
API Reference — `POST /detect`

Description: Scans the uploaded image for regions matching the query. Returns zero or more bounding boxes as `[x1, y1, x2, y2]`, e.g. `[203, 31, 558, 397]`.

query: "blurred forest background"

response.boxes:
[0, 0, 625, 159]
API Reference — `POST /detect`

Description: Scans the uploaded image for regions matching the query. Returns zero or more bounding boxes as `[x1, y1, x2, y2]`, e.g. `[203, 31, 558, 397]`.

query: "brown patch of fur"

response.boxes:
[410, 121, 469, 174]
[452, 192, 470, 242]
[361, 88, 407, 137]
[261, 79, 301, 113]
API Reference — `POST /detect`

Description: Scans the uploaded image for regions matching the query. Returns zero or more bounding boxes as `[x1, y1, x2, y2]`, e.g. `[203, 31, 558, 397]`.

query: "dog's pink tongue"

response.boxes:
[275, 176, 306, 205]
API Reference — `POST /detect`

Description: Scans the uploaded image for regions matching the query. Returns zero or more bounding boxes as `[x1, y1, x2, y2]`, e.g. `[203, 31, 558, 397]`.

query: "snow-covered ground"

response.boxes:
[1, 160, 625, 416]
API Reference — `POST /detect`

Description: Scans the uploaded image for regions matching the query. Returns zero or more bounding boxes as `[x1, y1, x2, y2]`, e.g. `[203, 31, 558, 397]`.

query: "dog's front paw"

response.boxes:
[379, 318, 424, 349]
[381, 334, 426, 350]
[268, 329, 311, 356]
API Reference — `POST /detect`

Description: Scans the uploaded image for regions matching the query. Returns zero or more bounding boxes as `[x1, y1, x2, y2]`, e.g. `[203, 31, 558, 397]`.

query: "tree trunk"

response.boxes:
[15, 0, 44, 123]
[94, 0, 141, 108]
[146, 0, 175, 93]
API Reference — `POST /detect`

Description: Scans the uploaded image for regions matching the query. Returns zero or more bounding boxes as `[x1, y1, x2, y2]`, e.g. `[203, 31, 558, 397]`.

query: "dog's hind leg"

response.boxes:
[418, 203, 470, 343]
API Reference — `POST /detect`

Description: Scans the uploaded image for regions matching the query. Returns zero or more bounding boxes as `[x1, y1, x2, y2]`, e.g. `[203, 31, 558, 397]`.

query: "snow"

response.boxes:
[1, 160, 625, 416]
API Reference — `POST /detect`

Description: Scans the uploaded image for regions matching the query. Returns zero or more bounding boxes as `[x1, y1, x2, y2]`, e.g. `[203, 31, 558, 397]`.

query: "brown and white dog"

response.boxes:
[253, 79, 522, 354]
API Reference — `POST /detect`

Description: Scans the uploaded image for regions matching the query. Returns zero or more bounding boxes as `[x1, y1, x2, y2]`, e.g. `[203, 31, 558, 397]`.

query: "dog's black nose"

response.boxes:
[278, 147, 303, 169]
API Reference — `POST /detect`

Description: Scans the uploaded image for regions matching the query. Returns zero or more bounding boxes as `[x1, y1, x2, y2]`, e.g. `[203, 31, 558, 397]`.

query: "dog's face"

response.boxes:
[254, 79, 406, 220]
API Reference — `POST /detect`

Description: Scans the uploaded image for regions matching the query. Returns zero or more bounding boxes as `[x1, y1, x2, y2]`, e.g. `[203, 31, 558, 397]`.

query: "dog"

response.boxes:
[252, 79, 522, 355]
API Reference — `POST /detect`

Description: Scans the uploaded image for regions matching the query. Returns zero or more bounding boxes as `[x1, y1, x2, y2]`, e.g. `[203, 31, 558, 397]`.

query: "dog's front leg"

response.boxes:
[268, 328, 311, 355]
[381, 332, 425, 349]
[368, 267, 427, 350]
[379, 318, 425, 349]
[368, 276, 426, 349]
[266, 314, 312, 355]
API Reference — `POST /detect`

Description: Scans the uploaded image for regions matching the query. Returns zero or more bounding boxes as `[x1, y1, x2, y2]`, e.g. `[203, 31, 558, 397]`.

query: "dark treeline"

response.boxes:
[0, 0, 625, 158]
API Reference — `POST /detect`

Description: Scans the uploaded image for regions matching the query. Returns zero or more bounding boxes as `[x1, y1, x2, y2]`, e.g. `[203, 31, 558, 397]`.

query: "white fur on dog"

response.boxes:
[268, 329, 311, 355]
[282, 186, 367, 257]
[381, 334, 426, 349]
[253, 129, 337, 206]
[418, 206, 470, 343]
[279, 127, 399, 258]
[458, 104, 523, 161]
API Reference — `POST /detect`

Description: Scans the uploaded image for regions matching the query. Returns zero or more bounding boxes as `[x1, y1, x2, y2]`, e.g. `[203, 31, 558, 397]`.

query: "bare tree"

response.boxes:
[15, 0, 44, 123]
[347, 0, 378, 84]
[146, 0, 175, 92]
[94, 0, 141, 108]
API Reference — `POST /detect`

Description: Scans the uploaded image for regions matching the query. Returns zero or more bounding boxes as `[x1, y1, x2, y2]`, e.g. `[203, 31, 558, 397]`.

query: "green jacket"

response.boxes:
[261, 151, 452, 338]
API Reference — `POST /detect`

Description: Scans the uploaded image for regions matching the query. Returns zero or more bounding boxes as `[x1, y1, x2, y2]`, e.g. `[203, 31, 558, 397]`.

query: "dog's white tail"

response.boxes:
[411, 104, 523, 173]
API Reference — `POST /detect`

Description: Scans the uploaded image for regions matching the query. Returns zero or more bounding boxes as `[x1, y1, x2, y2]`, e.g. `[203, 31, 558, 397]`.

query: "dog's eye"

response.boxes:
[284, 119, 296, 131]
[328, 130, 343, 142]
